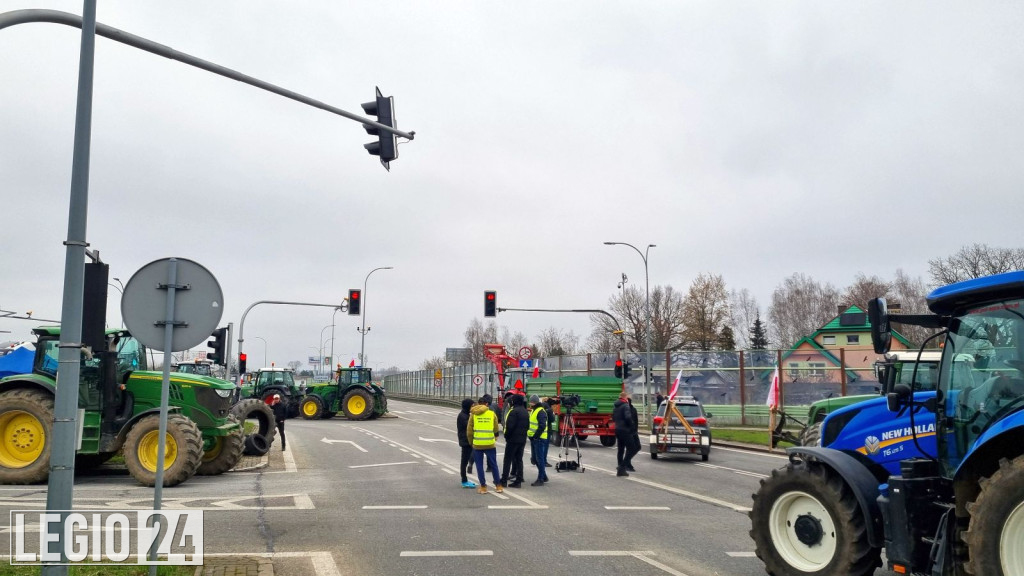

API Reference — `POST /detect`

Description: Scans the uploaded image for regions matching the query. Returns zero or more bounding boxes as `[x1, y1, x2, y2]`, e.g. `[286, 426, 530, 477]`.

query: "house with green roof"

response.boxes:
[780, 305, 912, 384]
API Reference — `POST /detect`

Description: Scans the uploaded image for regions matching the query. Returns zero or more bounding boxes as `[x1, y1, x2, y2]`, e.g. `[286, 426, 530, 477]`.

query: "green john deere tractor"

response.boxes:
[0, 327, 243, 487]
[298, 367, 387, 421]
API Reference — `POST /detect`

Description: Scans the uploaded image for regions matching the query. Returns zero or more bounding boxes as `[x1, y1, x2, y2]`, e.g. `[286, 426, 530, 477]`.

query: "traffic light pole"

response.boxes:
[237, 300, 347, 373]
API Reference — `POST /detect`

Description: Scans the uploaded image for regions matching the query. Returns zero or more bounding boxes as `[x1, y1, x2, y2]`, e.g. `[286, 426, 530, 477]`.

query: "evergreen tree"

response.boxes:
[717, 325, 736, 350]
[749, 313, 769, 350]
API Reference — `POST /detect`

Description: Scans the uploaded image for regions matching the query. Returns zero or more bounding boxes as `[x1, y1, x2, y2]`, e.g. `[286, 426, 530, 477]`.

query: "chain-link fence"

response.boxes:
[382, 346, 897, 426]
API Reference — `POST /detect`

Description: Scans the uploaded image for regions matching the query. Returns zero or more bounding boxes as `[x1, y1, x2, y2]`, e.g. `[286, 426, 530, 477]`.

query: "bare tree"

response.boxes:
[890, 269, 935, 346]
[463, 318, 499, 363]
[287, 360, 302, 372]
[420, 356, 446, 371]
[590, 284, 687, 353]
[928, 243, 1024, 285]
[649, 285, 688, 351]
[728, 288, 760, 349]
[842, 273, 892, 311]
[499, 327, 530, 356]
[585, 328, 619, 353]
[536, 327, 581, 356]
[681, 273, 730, 351]
[768, 273, 841, 348]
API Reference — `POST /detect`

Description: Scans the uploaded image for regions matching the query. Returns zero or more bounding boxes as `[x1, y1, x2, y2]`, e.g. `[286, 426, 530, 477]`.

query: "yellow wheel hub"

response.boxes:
[137, 430, 179, 472]
[202, 437, 223, 463]
[303, 400, 319, 416]
[347, 396, 366, 414]
[0, 410, 46, 469]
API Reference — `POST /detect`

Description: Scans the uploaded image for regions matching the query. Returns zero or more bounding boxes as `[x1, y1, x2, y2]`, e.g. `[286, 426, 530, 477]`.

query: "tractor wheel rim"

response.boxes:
[138, 430, 179, 472]
[768, 490, 837, 571]
[1003, 499, 1024, 575]
[348, 397, 365, 413]
[0, 410, 46, 469]
[303, 401, 318, 416]
[202, 437, 223, 463]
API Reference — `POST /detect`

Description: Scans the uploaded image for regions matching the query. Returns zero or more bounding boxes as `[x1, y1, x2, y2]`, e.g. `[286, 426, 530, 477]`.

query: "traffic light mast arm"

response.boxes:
[237, 299, 348, 370]
[497, 307, 623, 333]
[0, 10, 417, 142]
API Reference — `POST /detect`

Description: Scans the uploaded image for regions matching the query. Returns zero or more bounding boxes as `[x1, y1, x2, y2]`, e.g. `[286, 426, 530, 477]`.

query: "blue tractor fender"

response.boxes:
[954, 409, 1024, 482]
[787, 446, 886, 548]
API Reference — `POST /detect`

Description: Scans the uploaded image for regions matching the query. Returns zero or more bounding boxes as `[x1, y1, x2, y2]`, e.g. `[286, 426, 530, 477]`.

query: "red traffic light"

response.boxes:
[487, 293, 494, 301]
[615, 359, 623, 366]
[239, 353, 247, 361]
[351, 292, 360, 300]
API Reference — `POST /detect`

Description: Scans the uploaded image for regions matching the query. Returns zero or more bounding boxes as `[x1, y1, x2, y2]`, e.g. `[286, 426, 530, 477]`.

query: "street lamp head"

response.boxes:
[603, 241, 617, 245]
[648, 244, 657, 248]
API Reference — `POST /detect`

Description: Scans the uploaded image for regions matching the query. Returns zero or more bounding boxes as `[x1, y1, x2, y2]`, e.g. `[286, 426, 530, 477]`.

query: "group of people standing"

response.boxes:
[456, 393, 551, 493]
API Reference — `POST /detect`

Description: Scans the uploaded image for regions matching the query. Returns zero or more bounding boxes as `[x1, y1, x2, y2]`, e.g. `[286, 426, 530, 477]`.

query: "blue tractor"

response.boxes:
[750, 271, 1024, 576]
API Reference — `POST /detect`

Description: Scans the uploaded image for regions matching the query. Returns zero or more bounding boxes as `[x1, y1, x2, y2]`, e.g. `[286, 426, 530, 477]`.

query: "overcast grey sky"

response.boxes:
[2, 1, 1023, 370]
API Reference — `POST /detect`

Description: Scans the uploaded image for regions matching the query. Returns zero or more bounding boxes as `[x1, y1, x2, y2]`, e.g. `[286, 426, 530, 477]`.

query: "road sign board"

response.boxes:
[518, 346, 532, 360]
[433, 378, 443, 387]
[472, 375, 483, 386]
[434, 369, 443, 380]
[519, 359, 533, 368]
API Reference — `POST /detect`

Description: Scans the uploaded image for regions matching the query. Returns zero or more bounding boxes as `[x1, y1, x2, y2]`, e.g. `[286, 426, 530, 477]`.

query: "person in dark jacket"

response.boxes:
[456, 398, 475, 488]
[627, 397, 640, 472]
[612, 392, 640, 476]
[500, 395, 529, 488]
[271, 394, 288, 452]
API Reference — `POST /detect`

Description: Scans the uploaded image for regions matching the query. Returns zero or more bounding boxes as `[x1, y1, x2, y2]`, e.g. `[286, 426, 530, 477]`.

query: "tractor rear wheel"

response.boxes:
[800, 423, 823, 447]
[196, 417, 244, 476]
[300, 396, 325, 420]
[600, 435, 616, 447]
[749, 459, 880, 576]
[231, 399, 276, 452]
[0, 389, 55, 484]
[342, 389, 373, 420]
[964, 454, 1024, 575]
[123, 414, 203, 487]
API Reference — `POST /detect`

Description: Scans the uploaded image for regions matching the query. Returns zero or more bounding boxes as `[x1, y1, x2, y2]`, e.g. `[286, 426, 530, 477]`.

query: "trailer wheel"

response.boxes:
[799, 423, 823, 447]
[196, 418, 244, 476]
[600, 436, 616, 447]
[123, 414, 203, 487]
[749, 459, 880, 576]
[342, 389, 373, 420]
[230, 399, 276, 452]
[964, 454, 1024, 576]
[0, 389, 54, 484]
[300, 396, 325, 420]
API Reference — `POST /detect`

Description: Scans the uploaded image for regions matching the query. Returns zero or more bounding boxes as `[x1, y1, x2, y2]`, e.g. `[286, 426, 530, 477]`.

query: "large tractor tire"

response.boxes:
[196, 417, 245, 476]
[244, 434, 269, 456]
[964, 454, 1024, 575]
[123, 414, 203, 487]
[0, 389, 55, 484]
[600, 435, 616, 447]
[342, 389, 373, 420]
[749, 460, 881, 576]
[231, 398, 277, 452]
[799, 423, 823, 447]
[300, 396, 325, 420]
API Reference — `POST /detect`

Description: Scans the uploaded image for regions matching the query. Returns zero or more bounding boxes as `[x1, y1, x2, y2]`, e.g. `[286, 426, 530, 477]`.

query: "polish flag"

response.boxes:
[667, 368, 684, 400]
[767, 365, 781, 410]
[349, 359, 356, 367]
[532, 365, 540, 378]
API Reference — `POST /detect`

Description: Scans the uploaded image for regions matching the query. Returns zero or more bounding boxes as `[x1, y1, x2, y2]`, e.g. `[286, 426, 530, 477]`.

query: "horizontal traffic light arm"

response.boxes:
[0, 10, 417, 141]
[496, 307, 623, 333]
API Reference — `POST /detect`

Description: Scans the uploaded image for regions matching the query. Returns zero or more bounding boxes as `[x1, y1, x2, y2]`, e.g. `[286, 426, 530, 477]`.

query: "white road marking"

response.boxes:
[713, 445, 789, 460]
[694, 463, 769, 478]
[418, 436, 458, 444]
[363, 505, 428, 509]
[282, 434, 298, 472]
[604, 506, 671, 510]
[727, 551, 757, 557]
[400, 550, 493, 557]
[584, 464, 752, 513]
[569, 551, 690, 576]
[319, 438, 367, 452]
[348, 461, 419, 469]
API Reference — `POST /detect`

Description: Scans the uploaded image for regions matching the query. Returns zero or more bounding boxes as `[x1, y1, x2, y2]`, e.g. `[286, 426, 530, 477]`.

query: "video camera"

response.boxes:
[554, 393, 582, 410]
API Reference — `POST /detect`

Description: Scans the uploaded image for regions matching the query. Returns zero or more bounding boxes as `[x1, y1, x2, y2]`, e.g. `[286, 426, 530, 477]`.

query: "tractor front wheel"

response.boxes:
[196, 417, 244, 476]
[342, 389, 373, 420]
[749, 459, 880, 576]
[800, 423, 823, 447]
[301, 396, 325, 420]
[964, 454, 1024, 575]
[123, 414, 203, 487]
[0, 389, 54, 484]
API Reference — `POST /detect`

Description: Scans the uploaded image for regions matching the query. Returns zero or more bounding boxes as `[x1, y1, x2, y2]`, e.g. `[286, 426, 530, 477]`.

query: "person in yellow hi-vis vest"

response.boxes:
[467, 396, 503, 494]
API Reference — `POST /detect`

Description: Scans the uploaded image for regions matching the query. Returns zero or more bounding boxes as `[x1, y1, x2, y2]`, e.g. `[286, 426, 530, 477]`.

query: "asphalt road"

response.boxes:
[0, 399, 903, 575]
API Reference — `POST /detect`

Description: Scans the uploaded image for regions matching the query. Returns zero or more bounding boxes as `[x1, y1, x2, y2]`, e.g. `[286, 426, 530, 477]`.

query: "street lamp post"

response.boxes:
[330, 306, 341, 375]
[321, 338, 335, 374]
[358, 266, 393, 367]
[319, 325, 333, 376]
[108, 278, 124, 328]
[252, 336, 267, 368]
[604, 241, 656, 422]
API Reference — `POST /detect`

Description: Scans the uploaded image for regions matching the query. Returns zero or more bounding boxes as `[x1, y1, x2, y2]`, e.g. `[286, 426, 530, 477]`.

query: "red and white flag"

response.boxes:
[767, 365, 781, 410]
[349, 359, 356, 367]
[668, 368, 684, 400]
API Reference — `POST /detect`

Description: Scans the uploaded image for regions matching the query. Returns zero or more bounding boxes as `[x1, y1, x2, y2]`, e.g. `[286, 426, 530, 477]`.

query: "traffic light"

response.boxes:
[207, 327, 227, 367]
[238, 353, 247, 375]
[484, 291, 497, 317]
[361, 86, 397, 170]
[348, 289, 361, 316]
[624, 362, 632, 378]
[614, 359, 623, 379]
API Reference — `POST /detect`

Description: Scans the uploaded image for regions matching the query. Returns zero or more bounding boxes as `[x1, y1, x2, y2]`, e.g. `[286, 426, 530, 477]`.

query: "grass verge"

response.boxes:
[712, 427, 796, 448]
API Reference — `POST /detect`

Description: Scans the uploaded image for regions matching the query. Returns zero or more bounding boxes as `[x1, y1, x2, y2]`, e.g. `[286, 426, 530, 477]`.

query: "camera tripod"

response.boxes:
[555, 408, 585, 473]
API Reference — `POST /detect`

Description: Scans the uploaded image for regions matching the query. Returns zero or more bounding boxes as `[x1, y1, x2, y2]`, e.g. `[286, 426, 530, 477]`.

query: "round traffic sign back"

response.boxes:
[121, 258, 223, 352]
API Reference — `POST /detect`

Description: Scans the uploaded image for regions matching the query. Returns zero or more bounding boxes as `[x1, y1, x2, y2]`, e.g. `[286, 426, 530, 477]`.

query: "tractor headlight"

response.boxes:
[214, 388, 233, 398]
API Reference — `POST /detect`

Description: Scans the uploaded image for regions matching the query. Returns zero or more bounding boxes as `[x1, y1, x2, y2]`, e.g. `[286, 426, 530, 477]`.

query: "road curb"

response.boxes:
[232, 453, 269, 472]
